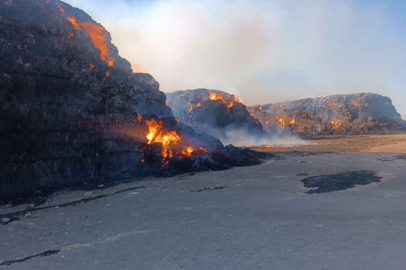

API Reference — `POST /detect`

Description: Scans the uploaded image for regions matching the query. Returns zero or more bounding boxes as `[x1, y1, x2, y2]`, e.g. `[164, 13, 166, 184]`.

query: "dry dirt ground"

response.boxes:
[2, 135, 406, 270]
[251, 134, 406, 154]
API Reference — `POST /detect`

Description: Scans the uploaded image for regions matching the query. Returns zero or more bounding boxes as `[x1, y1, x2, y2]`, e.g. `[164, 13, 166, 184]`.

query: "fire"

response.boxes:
[264, 145, 274, 148]
[196, 102, 202, 108]
[265, 121, 269, 126]
[379, 123, 384, 127]
[331, 120, 338, 126]
[326, 100, 336, 109]
[67, 17, 80, 30]
[352, 97, 363, 108]
[137, 114, 143, 122]
[89, 63, 95, 69]
[57, 3, 65, 14]
[182, 146, 194, 157]
[105, 71, 110, 77]
[259, 106, 263, 111]
[234, 97, 244, 104]
[66, 16, 116, 67]
[180, 146, 208, 157]
[175, 118, 180, 123]
[207, 91, 243, 107]
[275, 116, 295, 126]
[277, 117, 286, 126]
[62, 32, 74, 41]
[17, 44, 25, 50]
[188, 105, 193, 113]
[78, 21, 115, 67]
[209, 92, 223, 101]
[145, 119, 181, 165]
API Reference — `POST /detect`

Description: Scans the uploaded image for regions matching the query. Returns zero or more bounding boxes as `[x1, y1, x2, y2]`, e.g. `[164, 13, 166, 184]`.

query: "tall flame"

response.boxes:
[145, 119, 181, 165]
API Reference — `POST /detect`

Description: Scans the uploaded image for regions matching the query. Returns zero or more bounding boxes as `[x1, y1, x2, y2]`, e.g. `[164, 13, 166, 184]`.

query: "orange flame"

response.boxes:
[57, 3, 65, 14]
[331, 120, 338, 126]
[105, 72, 110, 77]
[352, 97, 363, 108]
[188, 105, 193, 113]
[209, 92, 223, 101]
[180, 146, 208, 157]
[67, 17, 115, 67]
[196, 102, 202, 108]
[67, 17, 80, 30]
[234, 97, 244, 104]
[277, 117, 286, 126]
[326, 100, 336, 109]
[145, 119, 181, 165]
[227, 102, 234, 109]
[275, 116, 295, 126]
[89, 63, 95, 69]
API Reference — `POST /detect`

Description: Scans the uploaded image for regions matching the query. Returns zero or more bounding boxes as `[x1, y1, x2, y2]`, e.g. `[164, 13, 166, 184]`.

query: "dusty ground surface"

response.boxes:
[251, 134, 406, 154]
[1, 151, 406, 270]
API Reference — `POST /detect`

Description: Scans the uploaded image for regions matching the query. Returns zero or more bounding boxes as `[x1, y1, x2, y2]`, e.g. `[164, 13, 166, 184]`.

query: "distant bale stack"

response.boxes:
[167, 89, 266, 144]
[248, 93, 406, 136]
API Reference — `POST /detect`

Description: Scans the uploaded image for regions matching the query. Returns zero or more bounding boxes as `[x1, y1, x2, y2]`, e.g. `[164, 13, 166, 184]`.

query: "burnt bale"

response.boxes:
[167, 89, 266, 144]
[0, 0, 266, 198]
[248, 93, 406, 136]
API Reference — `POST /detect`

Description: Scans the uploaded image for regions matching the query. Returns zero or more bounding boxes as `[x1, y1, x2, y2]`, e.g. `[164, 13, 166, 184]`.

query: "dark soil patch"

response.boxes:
[301, 171, 382, 194]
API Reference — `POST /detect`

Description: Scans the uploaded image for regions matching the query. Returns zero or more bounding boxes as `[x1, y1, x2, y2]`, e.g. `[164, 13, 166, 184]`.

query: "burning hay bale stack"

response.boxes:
[0, 0, 268, 198]
[167, 89, 266, 144]
[249, 93, 406, 136]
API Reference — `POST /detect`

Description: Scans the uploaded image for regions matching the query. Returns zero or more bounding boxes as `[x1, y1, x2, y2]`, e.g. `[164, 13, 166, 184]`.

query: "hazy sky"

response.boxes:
[64, 0, 406, 117]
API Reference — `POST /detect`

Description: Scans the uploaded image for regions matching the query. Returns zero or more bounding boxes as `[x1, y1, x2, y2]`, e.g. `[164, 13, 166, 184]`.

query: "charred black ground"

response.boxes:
[301, 171, 382, 194]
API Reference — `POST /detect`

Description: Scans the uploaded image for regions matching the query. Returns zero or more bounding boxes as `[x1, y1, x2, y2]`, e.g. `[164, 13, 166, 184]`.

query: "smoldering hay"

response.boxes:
[249, 93, 406, 136]
[168, 90, 406, 141]
[0, 0, 271, 198]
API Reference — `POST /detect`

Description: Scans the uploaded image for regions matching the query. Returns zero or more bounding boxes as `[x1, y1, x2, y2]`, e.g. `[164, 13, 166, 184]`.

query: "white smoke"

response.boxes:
[63, 0, 406, 118]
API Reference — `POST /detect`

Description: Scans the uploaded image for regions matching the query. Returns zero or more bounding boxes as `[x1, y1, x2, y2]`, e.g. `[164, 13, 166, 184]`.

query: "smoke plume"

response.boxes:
[64, 0, 406, 117]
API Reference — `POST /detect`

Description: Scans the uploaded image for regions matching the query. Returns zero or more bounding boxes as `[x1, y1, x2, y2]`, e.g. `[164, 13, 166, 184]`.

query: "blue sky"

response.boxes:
[64, 0, 406, 117]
